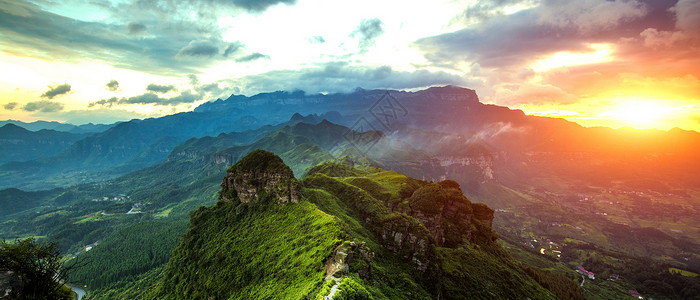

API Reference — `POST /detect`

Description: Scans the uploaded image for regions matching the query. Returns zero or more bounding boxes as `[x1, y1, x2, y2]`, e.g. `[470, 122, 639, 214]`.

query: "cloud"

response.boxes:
[414, 1, 676, 71]
[225, 0, 298, 12]
[89, 91, 201, 107]
[200, 83, 221, 93]
[494, 83, 578, 105]
[0, 1, 237, 75]
[41, 83, 71, 99]
[146, 83, 176, 94]
[188, 74, 200, 86]
[693, 115, 700, 125]
[411, 0, 699, 107]
[23, 101, 64, 112]
[639, 28, 686, 48]
[226, 62, 474, 95]
[353, 18, 384, 48]
[535, 0, 647, 33]
[127, 22, 146, 34]
[235, 52, 269, 62]
[3, 102, 18, 110]
[223, 42, 244, 57]
[310, 36, 325, 44]
[455, 0, 533, 24]
[176, 40, 220, 58]
[105, 80, 120, 92]
[670, 0, 700, 35]
[37, 108, 145, 125]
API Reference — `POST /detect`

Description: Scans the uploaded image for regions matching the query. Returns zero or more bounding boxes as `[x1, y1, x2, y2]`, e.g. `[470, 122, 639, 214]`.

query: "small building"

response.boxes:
[576, 266, 595, 279]
[629, 290, 642, 299]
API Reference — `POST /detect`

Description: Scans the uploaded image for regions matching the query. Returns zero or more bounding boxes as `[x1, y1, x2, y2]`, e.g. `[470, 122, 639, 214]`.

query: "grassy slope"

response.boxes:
[149, 199, 345, 299]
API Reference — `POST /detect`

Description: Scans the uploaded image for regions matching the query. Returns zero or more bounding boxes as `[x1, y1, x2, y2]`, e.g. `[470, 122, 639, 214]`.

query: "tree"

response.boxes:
[0, 238, 76, 299]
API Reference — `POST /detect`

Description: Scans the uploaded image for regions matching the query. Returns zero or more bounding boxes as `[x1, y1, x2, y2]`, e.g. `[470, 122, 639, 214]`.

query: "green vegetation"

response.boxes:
[0, 238, 75, 299]
[560, 242, 700, 299]
[68, 219, 189, 290]
[149, 199, 345, 299]
[8, 113, 693, 300]
[228, 149, 294, 175]
[669, 267, 698, 277]
[138, 151, 577, 299]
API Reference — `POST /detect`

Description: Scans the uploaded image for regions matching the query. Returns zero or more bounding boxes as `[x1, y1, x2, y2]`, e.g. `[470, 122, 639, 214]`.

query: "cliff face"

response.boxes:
[397, 180, 494, 248]
[218, 149, 300, 204]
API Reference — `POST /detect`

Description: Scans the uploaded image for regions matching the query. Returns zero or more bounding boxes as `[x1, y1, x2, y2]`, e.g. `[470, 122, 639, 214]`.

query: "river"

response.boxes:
[68, 284, 86, 300]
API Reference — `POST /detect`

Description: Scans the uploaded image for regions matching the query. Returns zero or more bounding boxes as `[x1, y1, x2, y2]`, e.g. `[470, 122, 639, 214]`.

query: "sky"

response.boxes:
[0, 0, 699, 131]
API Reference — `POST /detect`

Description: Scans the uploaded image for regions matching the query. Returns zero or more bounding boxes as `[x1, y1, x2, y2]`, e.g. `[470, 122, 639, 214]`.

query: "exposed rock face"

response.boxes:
[471, 202, 495, 228]
[324, 241, 374, 280]
[0, 271, 23, 300]
[379, 214, 435, 272]
[219, 150, 300, 204]
[398, 180, 494, 248]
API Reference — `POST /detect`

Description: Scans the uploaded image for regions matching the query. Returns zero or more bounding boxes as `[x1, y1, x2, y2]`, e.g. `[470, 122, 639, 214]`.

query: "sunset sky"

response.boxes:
[0, 0, 699, 131]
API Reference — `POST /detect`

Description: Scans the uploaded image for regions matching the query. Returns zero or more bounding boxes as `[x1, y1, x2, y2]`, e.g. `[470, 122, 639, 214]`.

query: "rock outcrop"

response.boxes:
[324, 241, 374, 280]
[0, 271, 23, 300]
[398, 180, 494, 248]
[471, 202, 495, 228]
[219, 149, 300, 204]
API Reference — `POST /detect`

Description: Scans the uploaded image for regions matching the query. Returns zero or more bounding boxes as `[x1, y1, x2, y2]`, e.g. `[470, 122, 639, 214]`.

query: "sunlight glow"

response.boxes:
[601, 100, 676, 128]
[532, 44, 613, 72]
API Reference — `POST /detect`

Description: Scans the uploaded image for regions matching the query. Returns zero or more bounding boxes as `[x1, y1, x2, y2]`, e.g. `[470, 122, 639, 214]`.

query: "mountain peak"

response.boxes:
[290, 112, 304, 121]
[219, 150, 300, 204]
[0, 123, 28, 132]
[227, 149, 293, 176]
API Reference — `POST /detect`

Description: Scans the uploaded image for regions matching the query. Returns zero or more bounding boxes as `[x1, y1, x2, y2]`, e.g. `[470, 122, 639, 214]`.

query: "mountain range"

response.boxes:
[1, 85, 699, 299]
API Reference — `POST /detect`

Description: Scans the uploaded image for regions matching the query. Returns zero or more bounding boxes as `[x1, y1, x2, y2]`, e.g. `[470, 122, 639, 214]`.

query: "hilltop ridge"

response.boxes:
[144, 150, 580, 299]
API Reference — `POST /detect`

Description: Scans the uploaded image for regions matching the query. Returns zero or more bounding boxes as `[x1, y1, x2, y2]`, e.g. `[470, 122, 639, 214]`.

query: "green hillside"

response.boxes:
[134, 150, 578, 299]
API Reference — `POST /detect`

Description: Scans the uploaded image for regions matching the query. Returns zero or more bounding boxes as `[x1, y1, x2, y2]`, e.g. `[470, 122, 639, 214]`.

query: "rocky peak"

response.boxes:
[398, 180, 495, 248]
[218, 149, 300, 204]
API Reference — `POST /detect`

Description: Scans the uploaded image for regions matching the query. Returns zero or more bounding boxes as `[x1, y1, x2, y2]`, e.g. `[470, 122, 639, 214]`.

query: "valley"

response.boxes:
[1, 86, 698, 299]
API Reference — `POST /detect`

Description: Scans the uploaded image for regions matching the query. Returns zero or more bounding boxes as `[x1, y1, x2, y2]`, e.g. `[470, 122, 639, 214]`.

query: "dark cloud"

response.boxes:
[105, 80, 119, 92]
[3, 102, 18, 110]
[89, 91, 200, 107]
[89, 97, 119, 108]
[200, 83, 221, 93]
[353, 18, 384, 49]
[223, 42, 244, 57]
[235, 52, 269, 62]
[188, 74, 200, 87]
[228, 62, 476, 95]
[455, 0, 528, 24]
[146, 83, 176, 94]
[414, 0, 677, 71]
[23, 101, 64, 112]
[310, 36, 325, 43]
[176, 40, 220, 58]
[0, 1, 233, 75]
[534, 0, 647, 32]
[41, 83, 71, 99]
[127, 22, 146, 34]
[670, 0, 700, 35]
[227, 0, 297, 12]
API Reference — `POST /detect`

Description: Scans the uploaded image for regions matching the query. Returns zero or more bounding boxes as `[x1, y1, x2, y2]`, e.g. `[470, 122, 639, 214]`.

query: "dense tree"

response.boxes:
[0, 238, 75, 299]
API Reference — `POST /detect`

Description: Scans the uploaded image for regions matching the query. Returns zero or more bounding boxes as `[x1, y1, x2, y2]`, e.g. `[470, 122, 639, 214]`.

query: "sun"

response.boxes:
[602, 100, 675, 129]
